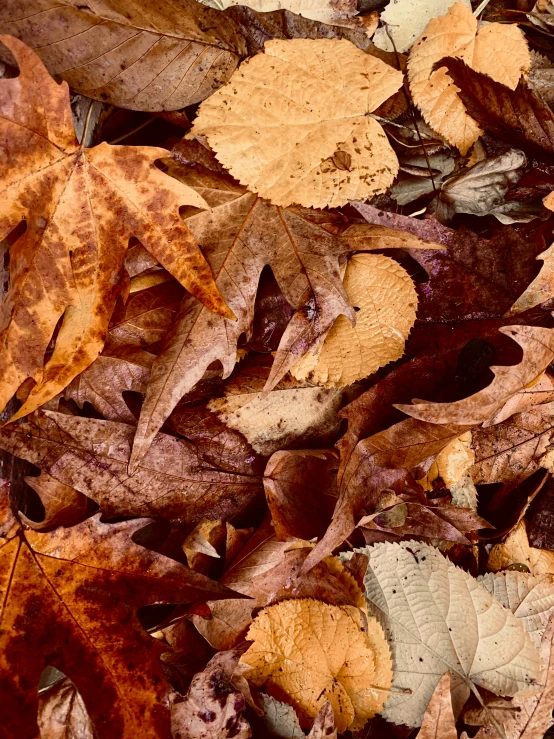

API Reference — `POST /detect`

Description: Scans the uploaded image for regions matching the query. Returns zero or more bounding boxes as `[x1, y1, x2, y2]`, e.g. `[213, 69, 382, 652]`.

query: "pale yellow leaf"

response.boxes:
[291, 254, 417, 387]
[190, 39, 403, 208]
[508, 242, 554, 315]
[239, 598, 393, 732]
[488, 520, 554, 576]
[349, 541, 544, 728]
[418, 431, 475, 490]
[408, 3, 530, 154]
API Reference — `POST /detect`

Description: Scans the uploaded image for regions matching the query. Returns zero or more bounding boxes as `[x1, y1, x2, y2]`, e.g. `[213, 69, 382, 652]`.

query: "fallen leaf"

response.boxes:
[263, 449, 338, 541]
[170, 646, 251, 739]
[258, 693, 304, 739]
[307, 702, 337, 739]
[408, 2, 530, 154]
[239, 598, 393, 732]
[64, 348, 154, 424]
[20, 471, 92, 532]
[488, 520, 554, 575]
[199, 0, 361, 28]
[480, 571, 554, 647]
[349, 541, 544, 727]
[508, 241, 554, 315]
[0, 410, 264, 523]
[291, 253, 417, 387]
[418, 673, 457, 739]
[38, 677, 94, 739]
[0, 488, 241, 739]
[0, 0, 246, 111]
[0, 36, 230, 420]
[190, 38, 403, 208]
[183, 518, 225, 574]
[395, 326, 554, 425]
[417, 431, 475, 490]
[131, 159, 352, 468]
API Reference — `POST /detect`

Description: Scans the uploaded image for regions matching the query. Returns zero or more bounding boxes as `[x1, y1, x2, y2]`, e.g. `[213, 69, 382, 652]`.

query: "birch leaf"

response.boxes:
[190, 38, 403, 208]
[291, 254, 417, 387]
[348, 541, 544, 727]
[239, 598, 393, 732]
[408, 2, 530, 154]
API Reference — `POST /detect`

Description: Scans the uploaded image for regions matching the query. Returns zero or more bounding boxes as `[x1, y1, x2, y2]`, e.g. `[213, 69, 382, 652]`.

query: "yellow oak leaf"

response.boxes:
[408, 2, 530, 154]
[291, 254, 417, 387]
[190, 38, 403, 208]
[239, 598, 392, 732]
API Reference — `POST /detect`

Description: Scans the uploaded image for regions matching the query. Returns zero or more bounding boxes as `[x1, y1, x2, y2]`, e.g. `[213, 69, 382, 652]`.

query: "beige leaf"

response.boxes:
[190, 39, 403, 208]
[479, 571, 554, 648]
[38, 677, 94, 739]
[419, 673, 457, 739]
[508, 242, 554, 315]
[488, 521, 554, 576]
[258, 693, 304, 739]
[198, 0, 360, 28]
[291, 254, 417, 387]
[408, 3, 530, 154]
[350, 541, 543, 727]
[239, 598, 393, 732]
[307, 702, 337, 739]
[417, 431, 474, 489]
[395, 326, 554, 425]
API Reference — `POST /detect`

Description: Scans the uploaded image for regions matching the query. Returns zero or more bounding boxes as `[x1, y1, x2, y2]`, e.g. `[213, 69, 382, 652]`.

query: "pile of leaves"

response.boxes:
[6, 0, 554, 736]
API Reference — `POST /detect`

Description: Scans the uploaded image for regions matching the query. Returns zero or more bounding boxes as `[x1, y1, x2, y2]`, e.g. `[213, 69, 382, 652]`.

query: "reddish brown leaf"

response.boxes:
[20, 471, 92, 532]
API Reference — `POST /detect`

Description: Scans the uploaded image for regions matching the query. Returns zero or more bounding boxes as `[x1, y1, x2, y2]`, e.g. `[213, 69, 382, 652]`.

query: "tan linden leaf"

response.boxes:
[408, 2, 530, 154]
[488, 520, 554, 576]
[239, 598, 393, 732]
[190, 39, 403, 208]
[291, 254, 417, 387]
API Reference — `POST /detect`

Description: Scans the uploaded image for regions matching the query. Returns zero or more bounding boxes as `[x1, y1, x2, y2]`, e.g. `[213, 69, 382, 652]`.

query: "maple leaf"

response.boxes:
[0, 410, 263, 523]
[0, 0, 247, 111]
[291, 253, 418, 387]
[408, 2, 530, 154]
[418, 673, 458, 739]
[239, 598, 392, 732]
[190, 38, 403, 208]
[0, 36, 232, 422]
[0, 488, 241, 739]
[349, 541, 544, 728]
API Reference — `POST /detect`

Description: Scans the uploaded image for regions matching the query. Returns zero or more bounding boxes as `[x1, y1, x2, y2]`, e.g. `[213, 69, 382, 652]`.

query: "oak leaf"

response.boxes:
[508, 242, 554, 315]
[488, 521, 554, 576]
[239, 598, 393, 732]
[291, 253, 417, 387]
[408, 2, 530, 154]
[350, 541, 544, 727]
[0, 410, 263, 523]
[395, 326, 554, 425]
[418, 673, 458, 739]
[0, 488, 240, 739]
[0, 0, 246, 111]
[0, 36, 230, 421]
[20, 471, 92, 532]
[190, 38, 404, 208]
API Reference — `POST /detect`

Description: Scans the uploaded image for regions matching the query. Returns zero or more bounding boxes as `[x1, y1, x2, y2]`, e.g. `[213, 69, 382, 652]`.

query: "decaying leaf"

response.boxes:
[0, 0, 247, 111]
[20, 472, 91, 532]
[190, 38, 403, 208]
[199, 0, 361, 29]
[258, 693, 304, 739]
[408, 2, 530, 154]
[488, 520, 554, 575]
[418, 672, 457, 739]
[0, 489, 240, 739]
[396, 326, 554, 425]
[0, 36, 230, 421]
[508, 241, 554, 315]
[349, 541, 544, 727]
[417, 430, 474, 489]
[291, 253, 417, 387]
[170, 647, 252, 739]
[239, 598, 393, 732]
[307, 702, 337, 739]
[0, 410, 264, 523]
[38, 676, 94, 739]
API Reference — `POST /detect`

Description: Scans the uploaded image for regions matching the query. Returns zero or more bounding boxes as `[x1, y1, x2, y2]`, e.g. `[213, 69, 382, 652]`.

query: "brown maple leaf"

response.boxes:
[0, 36, 232, 423]
[0, 487, 241, 739]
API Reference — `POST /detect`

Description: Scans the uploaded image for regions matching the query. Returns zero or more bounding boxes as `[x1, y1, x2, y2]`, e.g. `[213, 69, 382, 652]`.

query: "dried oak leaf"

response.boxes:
[291, 253, 417, 387]
[20, 471, 92, 532]
[190, 38, 403, 208]
[395, 326, 554, 425]
[488, 520, 554, 575]
[239, 598, 392, 732]
[408, 2, 530, 154]
[0, 0, 246, 111]
[171, 646, 252, 739]
[130, 160, 353, 468]
[0, 36, 231, 421]
[508, 241, 554, 315]
[0, 489, 241, 739]
[349, 541, 544, 728]
[467, 614, 554, 739]
[0, 410, 263, 523]
[418, 672, 458, 739]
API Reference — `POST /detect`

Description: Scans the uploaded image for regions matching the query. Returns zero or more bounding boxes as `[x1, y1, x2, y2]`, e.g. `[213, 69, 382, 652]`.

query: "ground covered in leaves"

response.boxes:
[4, 0, 554, 737]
